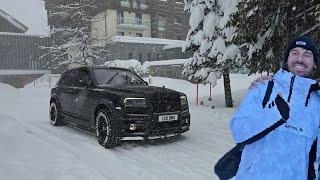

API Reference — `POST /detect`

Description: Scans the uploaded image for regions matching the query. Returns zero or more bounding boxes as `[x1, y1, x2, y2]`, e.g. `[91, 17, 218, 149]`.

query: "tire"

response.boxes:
[49, 101, 63, 126]
[95, 110, 116, 148]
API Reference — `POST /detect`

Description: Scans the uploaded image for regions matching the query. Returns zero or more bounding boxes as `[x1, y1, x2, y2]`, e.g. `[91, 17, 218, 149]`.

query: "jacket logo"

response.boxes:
[285, 124, 303, 132]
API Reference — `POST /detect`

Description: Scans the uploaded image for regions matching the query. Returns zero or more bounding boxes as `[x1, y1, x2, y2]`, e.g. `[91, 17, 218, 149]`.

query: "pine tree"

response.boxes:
[232, 0, 320, 75]
[184, 0, 241, 107]
[43, 0, 108, 71]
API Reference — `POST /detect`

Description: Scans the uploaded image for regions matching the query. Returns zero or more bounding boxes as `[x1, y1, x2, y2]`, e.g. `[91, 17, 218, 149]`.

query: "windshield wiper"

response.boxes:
[105, 72, 119, 84]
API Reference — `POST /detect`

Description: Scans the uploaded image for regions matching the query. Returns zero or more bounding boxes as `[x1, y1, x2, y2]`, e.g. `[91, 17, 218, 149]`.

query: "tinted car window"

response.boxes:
[74, 69, 90, 87]
[59, 71, 72, 86]
[93, 68, 145, 86]
[59, 70, 77, 87]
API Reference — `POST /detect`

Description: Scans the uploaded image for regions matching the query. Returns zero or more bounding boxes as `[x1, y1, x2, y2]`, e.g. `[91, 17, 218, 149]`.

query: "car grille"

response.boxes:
[151, 121, 181, 134]
[152, 92, 180, 113]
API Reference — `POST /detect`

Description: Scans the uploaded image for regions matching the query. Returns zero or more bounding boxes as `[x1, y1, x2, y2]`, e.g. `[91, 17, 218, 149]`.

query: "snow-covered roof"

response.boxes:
[111, 36, 186, 45]
[0, 9, 28, 33]
[147, 59, 190, 66]
[163, 42, 187, 50]
[0, 70, 50, 75]
[0, 31, 48, 38]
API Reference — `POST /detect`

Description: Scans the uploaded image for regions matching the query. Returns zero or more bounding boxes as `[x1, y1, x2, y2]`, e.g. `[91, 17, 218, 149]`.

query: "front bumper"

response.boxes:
[118, 109, 190, 140]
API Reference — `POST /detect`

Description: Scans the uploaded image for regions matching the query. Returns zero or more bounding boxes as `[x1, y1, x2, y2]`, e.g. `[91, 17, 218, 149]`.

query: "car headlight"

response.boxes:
[124, 97, 146, 107]
[180, 95, 188, 105]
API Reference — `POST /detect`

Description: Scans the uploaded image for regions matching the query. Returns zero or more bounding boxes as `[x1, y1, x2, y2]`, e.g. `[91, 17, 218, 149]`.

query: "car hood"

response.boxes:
[98, 85, 183, 96]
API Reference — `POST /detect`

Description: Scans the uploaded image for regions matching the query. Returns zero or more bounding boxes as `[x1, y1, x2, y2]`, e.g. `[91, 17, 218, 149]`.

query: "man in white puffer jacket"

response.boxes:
[231, 36, 320, 180]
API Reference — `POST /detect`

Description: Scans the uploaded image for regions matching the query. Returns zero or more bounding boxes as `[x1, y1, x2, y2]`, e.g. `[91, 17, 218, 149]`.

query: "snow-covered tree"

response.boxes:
[183, 0, 241, 107]
[231, 0, 320, 74]
[43, 0, 108, 71]
[104, 59, 149, 77]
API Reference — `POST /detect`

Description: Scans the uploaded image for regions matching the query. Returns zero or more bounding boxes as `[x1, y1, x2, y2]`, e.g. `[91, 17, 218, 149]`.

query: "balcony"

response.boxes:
[120, 0, 130, 7]
[133, 1, 148, 9]
[117, 18, 150, 30]
[120, 0, 148, 9]
[140, 4, 148, 9]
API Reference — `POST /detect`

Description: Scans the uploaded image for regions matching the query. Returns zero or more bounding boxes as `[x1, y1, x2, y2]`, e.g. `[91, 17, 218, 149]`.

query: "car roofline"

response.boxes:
[89, 66, 132, 71]
[63, 66, 134, 72]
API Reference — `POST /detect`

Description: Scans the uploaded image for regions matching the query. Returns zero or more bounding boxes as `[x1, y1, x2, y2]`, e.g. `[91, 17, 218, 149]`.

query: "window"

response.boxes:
[59, 70, 76, 86]
[140, 0, 147, 5]
[135, 13, 142, 25]
[133, 0, 147, 8]
[120, 0, 130, 7]
[148, 53, 151, 61]
[174, 15, 182, 24]
[175, 0, 184, 4]
[158, 16, 166, 29]
[136, 33, 142, 37]
[29, 61, 34, 69]
[117, 11, 124, 24]
[128, 53, 133, 59]
[138, 53, 142, 61]
[159, 32, 166, 39]
[74, 69, 90, 87]
[177, 35, 184, 40]
[117, 32, 125, 36]
[94, 69, 145, 86]
[59, 76, 69, 86]
[133, 0, 138, 8]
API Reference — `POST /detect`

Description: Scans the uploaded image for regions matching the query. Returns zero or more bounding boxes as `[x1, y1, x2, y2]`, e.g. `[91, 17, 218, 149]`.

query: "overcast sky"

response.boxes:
[0, 0, 49, 36]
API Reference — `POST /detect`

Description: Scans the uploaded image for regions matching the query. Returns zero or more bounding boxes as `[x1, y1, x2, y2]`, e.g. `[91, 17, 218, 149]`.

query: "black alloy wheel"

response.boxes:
[95, 110, 116, 148]
[49, 101, 63, 126]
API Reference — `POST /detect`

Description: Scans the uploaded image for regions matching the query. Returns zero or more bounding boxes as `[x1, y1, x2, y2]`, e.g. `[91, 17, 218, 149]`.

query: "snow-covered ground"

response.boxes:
[0, 74, 260, 180]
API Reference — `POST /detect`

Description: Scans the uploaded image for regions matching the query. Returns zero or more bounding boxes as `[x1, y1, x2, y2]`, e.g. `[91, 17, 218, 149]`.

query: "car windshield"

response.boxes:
[93, 68, 146, 86]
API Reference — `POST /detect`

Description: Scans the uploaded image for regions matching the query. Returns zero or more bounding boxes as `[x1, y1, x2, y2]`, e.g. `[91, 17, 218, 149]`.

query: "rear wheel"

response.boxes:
[49, 101, 63, 126]
[95, 110, 116, 148]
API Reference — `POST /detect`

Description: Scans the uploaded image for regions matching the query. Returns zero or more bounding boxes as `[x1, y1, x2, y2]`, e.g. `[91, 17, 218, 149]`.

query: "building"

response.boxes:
[105, 36, 192, 63]
[0, 9, 28, 33]
[44, 0, 192, 77]
[91, 0, 152, 47]
[148, 0, 189, 40]
[148, 58, 190, 79]
[45, 0, 190, 47]
[0, 9, 50, 88]
[90, 0, 189, 44]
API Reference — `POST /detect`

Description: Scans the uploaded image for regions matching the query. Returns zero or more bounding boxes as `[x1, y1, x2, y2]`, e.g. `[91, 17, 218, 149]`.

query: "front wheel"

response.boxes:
[95, 110, 116, 148]
[49, 101, 63, 126]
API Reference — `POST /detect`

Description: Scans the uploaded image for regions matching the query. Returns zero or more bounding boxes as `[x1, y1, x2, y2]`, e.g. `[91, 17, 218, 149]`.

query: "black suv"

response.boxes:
[49, 66, 190, 148]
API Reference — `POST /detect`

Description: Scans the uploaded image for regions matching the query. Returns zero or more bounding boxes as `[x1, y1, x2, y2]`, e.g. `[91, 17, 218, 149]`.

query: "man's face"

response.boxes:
[287, 47, 315, 77]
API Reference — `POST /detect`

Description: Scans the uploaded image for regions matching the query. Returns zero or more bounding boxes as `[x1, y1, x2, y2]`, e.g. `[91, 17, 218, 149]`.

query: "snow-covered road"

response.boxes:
[0, 75, 257, 180]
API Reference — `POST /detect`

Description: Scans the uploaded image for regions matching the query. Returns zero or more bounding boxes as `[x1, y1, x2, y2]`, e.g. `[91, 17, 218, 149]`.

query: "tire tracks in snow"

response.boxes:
[1, 114, 114, 180]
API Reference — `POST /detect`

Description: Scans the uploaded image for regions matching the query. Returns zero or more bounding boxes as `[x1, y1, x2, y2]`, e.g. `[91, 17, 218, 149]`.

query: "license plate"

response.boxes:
[158, 114, 178, 122]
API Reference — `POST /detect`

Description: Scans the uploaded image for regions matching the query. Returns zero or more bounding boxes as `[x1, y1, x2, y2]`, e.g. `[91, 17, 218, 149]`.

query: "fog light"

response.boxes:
[129, 124, 137, 131]
[185, 118, 189, 124]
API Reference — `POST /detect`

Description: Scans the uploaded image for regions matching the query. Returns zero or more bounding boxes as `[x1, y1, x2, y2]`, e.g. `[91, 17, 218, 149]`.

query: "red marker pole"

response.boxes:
[48, 75, 51, 89]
